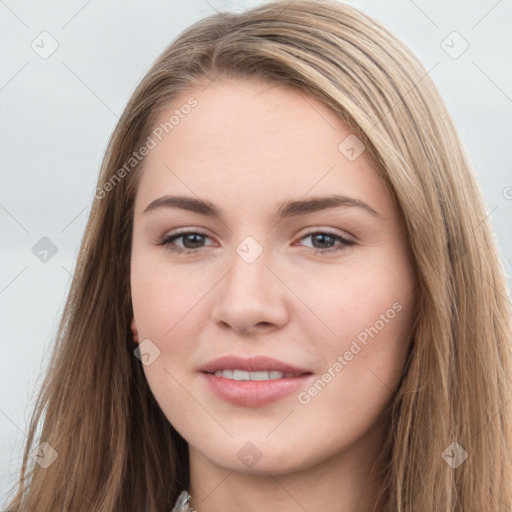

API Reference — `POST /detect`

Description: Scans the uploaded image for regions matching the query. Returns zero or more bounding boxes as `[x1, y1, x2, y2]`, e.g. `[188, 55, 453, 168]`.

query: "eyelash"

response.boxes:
[156, 229, 355, 255]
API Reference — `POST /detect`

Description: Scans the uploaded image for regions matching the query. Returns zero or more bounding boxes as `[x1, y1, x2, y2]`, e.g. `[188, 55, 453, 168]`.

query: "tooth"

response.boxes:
[211, 369, 297, 380]
[232, 370, 251, 381]
[251, 371, 270, 381]
[214, 370, 232, 378]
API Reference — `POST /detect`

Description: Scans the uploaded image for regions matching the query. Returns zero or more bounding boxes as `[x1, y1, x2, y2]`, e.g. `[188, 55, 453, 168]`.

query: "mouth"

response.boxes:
[199, 355, 314, 407]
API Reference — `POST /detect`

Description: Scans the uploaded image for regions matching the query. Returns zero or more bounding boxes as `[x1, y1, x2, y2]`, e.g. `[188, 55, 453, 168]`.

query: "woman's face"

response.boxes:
[130, 77, 416, 476]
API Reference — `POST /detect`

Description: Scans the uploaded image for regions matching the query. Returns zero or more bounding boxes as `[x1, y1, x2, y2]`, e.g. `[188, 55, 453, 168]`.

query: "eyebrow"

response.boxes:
[142, 194, 381, 219]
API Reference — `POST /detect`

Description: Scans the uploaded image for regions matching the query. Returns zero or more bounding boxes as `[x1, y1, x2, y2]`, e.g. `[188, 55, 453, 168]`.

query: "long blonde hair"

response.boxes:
[4, 1, 512, 510]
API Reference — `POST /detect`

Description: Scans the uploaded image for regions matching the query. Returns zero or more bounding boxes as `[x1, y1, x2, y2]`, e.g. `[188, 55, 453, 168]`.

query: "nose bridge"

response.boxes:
[211, 235, 288, 332]
[226, 235, 272, 300]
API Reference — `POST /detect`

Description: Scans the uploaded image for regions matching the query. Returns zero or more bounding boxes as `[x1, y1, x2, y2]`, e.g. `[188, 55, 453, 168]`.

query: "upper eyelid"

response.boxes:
[163, 227, 352, 238]
[163, 228, 354, 246]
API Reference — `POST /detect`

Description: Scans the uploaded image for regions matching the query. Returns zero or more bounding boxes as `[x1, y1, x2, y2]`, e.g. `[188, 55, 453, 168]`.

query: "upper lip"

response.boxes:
[199, 355, 312, 375]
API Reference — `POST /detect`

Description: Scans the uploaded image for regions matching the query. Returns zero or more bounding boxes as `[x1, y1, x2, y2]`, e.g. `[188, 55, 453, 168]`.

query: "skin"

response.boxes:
[130, 76, 417, 512]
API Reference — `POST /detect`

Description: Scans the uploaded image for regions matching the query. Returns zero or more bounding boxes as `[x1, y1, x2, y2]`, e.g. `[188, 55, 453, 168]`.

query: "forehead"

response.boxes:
[134, 77, 387, 217]
[150, 77, 348, 155]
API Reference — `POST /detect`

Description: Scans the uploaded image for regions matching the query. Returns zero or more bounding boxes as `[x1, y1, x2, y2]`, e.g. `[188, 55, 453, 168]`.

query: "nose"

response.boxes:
[211, 242, 290, 335]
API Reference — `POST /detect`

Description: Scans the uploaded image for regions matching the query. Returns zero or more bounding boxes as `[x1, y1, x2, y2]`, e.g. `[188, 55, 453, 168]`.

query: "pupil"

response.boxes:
[313, 234, 333, 248]
[183, 234, 204, 249]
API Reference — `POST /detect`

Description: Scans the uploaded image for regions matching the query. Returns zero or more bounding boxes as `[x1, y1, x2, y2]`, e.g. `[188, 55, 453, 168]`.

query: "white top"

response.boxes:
[170, 490, 193, 512]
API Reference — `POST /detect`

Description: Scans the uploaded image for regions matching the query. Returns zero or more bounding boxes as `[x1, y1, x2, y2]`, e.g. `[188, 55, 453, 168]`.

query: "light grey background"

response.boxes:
[1, 0, 511, 504]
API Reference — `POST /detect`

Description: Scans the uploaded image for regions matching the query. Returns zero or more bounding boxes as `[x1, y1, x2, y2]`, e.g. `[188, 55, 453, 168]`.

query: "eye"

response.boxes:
[156, 229, 354, 255]
[297, 231, 355, 253]
[157, 230, 213, 254]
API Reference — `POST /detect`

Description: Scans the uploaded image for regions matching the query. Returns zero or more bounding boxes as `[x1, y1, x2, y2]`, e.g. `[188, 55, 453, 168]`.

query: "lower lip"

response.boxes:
[201, 372, 314, 407]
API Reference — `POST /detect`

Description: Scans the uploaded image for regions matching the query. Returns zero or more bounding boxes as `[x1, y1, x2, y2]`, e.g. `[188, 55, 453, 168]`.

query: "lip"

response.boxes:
[199, 355, 311, 374]
[199, 355, 314, 407]
[201, 373, 314, 407]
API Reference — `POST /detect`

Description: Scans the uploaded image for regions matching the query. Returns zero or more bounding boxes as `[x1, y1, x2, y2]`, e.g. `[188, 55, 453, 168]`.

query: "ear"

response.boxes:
[130, 317, 139, 343]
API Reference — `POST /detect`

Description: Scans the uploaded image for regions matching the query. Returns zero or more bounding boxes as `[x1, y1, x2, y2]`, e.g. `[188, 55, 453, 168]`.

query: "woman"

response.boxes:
[4, 0, 512, 511]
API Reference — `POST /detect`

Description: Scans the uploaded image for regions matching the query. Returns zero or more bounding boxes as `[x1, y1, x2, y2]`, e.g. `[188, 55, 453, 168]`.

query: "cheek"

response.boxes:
[297, 250, 415, 394]
[131, 242, 209, 332]
[296, 251, 413, 336]
[130, 254, 207, 425]
[294, 286, 413, 442]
